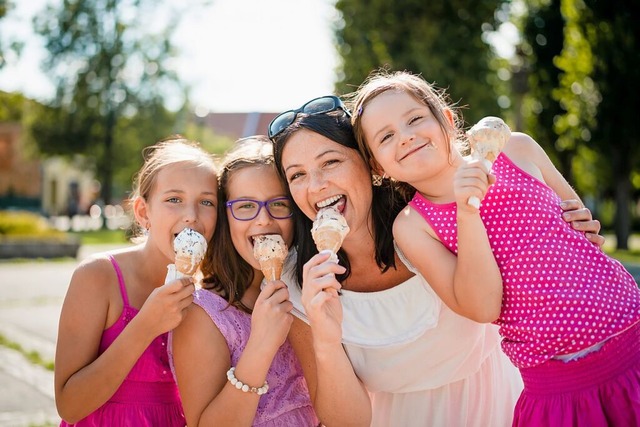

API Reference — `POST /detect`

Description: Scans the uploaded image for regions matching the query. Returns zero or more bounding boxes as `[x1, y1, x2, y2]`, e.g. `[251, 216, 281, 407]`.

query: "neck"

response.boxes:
[412, 154, 463, 203]
[240, 270, 264, 310]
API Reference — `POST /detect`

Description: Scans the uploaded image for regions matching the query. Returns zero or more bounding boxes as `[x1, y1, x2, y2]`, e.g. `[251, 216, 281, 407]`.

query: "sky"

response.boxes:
[0, 0, 340, 113]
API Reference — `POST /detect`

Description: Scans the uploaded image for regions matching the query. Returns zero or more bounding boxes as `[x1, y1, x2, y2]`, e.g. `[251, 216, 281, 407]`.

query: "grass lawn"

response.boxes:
[70, 229, 130, 245]
[602, 234, 640, 265]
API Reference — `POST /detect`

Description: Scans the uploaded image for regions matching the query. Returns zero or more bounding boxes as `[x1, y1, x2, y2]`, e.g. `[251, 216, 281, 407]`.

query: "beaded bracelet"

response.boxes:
[226, 367, 269, 395]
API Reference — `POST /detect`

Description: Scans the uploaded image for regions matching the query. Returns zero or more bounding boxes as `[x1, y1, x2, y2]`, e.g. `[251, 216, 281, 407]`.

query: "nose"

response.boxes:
[183, 203, 198, 223]
[254, 204, 274, 225]
[401, 131, 416, 145]
[308, 170, 327, 193]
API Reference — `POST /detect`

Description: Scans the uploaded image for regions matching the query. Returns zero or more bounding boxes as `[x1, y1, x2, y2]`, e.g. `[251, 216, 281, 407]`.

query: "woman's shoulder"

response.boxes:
[503, 132, 545, 160]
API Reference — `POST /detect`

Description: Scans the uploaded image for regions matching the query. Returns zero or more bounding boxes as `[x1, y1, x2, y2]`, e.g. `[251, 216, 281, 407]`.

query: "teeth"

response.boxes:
[317, 195, 342, 208]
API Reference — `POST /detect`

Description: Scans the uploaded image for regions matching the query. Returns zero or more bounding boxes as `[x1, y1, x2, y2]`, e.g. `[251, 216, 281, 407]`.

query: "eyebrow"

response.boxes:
[284, 148, 344, 174]
[162, 189, 217, 196]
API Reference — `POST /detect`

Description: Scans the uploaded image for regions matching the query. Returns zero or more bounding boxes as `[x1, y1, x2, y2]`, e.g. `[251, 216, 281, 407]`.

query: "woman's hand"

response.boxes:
[560, 199, 605, 247]
[301, 251, 346, 346]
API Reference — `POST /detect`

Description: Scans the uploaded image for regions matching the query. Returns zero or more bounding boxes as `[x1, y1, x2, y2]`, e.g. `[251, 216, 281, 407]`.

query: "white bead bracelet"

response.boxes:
[226, 367, 269, 395]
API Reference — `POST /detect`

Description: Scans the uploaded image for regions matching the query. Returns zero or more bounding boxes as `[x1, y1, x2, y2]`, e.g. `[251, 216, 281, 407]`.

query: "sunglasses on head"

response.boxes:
[268, 95, 352, 140]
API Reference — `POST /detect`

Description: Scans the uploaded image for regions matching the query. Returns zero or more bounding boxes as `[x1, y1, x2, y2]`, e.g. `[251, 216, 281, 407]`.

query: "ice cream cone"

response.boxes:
[311, 205, 350, 261]
[175, 256, 199, 276]
[253, 234, 288, 282]
[466, 117, 511, 208]
[165, 228, 208, 284]
[259, 258, 284, 282]
[312, 228, 344, 255]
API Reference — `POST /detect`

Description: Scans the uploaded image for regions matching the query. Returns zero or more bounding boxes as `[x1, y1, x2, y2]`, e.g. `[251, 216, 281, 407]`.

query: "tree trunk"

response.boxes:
[100, 107, 115, 229]
[614, 173, 631, 250]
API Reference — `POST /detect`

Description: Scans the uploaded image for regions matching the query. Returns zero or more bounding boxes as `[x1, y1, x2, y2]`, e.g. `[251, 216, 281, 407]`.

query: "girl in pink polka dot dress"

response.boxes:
[350, 70, 640, 427]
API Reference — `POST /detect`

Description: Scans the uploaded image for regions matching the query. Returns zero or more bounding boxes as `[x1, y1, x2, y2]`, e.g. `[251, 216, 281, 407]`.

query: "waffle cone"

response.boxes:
[312, 228, 344, 254]
[175, 256, 198, 276]
[259, 258, 284, 282]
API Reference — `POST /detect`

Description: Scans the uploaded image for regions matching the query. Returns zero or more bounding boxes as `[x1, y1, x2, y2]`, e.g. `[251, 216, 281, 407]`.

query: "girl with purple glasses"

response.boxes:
[170, 136, 319, 426]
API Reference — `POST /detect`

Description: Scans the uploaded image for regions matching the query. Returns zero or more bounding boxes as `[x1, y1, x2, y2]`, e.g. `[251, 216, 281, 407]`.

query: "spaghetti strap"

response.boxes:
[107, 254, 130, 307]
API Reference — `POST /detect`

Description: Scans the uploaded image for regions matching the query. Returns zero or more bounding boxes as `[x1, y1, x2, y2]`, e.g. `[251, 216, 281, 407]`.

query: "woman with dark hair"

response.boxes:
[269, 96, 604, 427]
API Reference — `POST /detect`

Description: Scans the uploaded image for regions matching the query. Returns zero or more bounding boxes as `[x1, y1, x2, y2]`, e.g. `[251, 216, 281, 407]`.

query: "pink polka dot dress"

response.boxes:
[410, 153, 640, 368]
[409, 153, 640, 426]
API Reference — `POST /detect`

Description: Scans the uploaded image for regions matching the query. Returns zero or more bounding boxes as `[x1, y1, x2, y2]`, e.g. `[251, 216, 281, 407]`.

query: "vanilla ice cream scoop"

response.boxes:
[311, 205, 350, 263]
[466, 116, 511, 208]
[165, 228, 208, 283]
[253, 234, 288, 281]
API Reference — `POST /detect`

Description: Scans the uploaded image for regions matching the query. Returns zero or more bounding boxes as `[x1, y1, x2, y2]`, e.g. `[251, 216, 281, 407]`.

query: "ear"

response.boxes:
[132, 196, 150, 229]
[443, 108, 455, 128]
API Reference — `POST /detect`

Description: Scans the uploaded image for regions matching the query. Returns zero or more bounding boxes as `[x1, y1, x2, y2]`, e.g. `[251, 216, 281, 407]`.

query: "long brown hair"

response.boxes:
[200, 135, 280, 313]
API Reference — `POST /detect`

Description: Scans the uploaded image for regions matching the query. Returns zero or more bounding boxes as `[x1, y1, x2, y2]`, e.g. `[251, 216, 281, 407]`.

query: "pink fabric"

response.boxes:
[513, 321, 640, 426]
[168, 289, 318, 427]
[60, 255, 185, 427]
[409, 153, 640, 368]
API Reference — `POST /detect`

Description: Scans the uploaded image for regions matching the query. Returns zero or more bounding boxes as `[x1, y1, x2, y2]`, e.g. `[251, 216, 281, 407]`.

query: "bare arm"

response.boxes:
[55, 257, 194, 423]
[394, 206, 502, 323]
[288, 253, 371, 426]
[172, 282, 293, 427]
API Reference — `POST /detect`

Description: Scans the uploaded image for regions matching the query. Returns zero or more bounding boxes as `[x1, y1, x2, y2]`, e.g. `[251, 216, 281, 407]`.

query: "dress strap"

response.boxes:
[107, 254, 130, 307]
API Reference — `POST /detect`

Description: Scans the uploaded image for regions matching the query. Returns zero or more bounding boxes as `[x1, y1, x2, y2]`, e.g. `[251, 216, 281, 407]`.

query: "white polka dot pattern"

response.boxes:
[408, 153, 640, 368]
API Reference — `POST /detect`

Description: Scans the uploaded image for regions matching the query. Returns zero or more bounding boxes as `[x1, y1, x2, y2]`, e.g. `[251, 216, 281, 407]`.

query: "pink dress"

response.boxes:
[60, 255, 185, 427]
[169, 289, 318, 427]
[409, 153, 640, 426]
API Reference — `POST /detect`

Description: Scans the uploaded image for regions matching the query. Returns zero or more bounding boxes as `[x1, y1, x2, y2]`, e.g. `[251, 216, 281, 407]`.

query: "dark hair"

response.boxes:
[271, 110, 411, 287]
[201, 135, 280, 313]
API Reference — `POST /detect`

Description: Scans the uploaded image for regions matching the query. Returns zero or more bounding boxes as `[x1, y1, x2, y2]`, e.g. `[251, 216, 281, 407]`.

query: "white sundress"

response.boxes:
[284, 254, 523, 427]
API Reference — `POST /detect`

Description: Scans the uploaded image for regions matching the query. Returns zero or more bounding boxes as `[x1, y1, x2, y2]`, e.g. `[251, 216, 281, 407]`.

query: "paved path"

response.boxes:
[0, 245, 123, 427]
[0, 244, 638, 426]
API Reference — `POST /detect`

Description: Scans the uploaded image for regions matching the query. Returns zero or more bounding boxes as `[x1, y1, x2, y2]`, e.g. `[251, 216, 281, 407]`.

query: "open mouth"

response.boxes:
[316, 195, 346, 212]
[250, 233, 280, 247]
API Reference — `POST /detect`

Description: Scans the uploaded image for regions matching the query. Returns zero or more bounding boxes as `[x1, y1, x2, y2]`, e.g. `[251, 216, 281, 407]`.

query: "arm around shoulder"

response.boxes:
[504, 132, 581, 201]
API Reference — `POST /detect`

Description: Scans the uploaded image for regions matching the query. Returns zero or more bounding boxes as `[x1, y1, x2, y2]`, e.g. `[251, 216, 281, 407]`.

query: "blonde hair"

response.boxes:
[129, 135, 218, 238]
[350, 69, 465, 172]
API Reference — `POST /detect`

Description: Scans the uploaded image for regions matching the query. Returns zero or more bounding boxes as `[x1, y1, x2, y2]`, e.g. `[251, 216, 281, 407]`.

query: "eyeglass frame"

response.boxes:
[225, 197, 294, 221]
[267, 95, 352, 140]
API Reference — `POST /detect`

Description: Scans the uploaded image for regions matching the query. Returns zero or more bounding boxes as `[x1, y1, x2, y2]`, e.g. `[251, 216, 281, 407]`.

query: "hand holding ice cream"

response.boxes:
[466, 116, 511, 208]
[253, 234, 289, 282]
[165, 228, 208, 284]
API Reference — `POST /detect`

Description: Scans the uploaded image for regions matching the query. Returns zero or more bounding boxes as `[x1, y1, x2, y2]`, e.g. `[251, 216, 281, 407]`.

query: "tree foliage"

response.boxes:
[0, 0, 17, 69]
[33, 0, 185, 205]
[574, 0, 640, 248]
[334, 0, 506, 125]
[517, 0, 638, 248]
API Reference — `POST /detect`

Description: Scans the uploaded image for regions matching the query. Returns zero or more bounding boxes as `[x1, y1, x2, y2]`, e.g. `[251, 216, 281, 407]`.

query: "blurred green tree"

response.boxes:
[575, 0, 639, 249]
[333, 0, 507, 125]
[33, 0, 186, 206]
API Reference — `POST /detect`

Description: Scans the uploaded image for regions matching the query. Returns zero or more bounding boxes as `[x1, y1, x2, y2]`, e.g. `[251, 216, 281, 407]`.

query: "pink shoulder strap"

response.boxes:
[107, 255, 130, 307]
